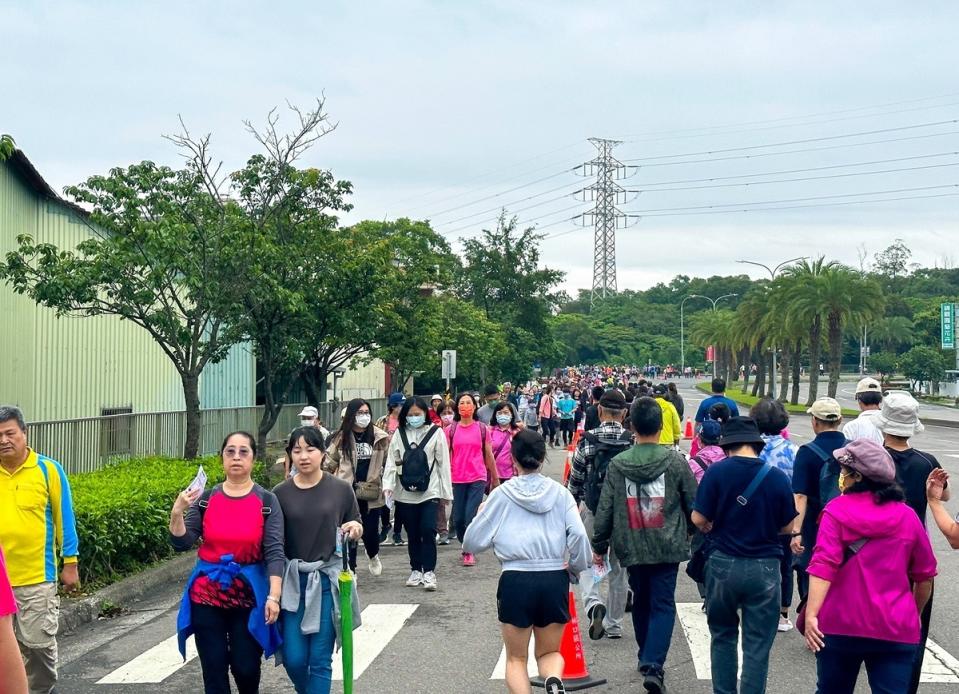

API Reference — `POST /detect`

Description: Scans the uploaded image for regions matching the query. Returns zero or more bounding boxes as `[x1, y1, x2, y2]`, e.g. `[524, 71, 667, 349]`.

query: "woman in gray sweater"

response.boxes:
[463, 429, 590, 694]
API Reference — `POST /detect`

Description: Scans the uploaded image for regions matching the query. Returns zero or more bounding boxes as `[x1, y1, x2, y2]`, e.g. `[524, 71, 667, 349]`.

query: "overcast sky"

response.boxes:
[3, 1, 957, 293]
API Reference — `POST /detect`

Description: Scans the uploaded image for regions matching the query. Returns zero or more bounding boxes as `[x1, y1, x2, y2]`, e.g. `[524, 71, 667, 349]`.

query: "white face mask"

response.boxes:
[355, 413, 372, 429]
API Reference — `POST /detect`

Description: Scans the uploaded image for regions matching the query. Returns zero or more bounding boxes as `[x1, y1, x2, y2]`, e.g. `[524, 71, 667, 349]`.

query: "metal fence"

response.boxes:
[28, 399, 387, 474]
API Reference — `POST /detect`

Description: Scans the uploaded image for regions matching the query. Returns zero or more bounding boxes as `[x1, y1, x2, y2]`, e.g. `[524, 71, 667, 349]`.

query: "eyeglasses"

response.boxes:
[224, 447, 253, 458]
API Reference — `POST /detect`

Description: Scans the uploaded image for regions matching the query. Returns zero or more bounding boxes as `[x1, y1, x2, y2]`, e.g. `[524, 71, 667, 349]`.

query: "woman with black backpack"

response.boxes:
[383, 397, 452, 592]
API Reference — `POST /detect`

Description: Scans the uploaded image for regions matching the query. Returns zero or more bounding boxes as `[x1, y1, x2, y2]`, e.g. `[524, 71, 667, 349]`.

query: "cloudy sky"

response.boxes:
[3, 1, 958, 293]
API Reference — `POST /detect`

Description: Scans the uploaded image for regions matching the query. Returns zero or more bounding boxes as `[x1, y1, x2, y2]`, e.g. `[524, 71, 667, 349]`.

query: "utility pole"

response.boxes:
[576, 138, 635, 308]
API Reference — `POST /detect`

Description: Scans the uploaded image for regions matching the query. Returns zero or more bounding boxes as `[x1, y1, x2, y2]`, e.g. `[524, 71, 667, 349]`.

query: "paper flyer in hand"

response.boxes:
[186, 465, 208, 495]
[591, 557, 611, 583]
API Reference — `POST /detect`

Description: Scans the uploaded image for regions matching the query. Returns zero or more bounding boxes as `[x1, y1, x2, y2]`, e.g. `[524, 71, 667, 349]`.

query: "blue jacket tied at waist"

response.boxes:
[176, 555, 282, 660]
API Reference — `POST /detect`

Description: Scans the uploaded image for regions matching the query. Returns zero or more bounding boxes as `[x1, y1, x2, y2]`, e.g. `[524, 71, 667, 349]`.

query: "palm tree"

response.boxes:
[870, 316, 915, 352]
[783, 257, 838, 406]
[689, 308, 738, 379]
[817, 267, 885, 397]
[762, 277, 804, 402]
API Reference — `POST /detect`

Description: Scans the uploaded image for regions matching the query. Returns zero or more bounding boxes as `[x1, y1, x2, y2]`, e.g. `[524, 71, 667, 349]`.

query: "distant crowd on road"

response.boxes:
[1, 363, 957, 693]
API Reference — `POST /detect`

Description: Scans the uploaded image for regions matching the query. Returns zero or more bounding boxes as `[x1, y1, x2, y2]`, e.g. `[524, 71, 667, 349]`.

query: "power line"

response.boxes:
[631, 161, 959, 194]
[539, 191, 959, 239]
[626, 130, 959, 169]
[634, 151, 959, 186]
[423, 168, 577, 219]
[620, 119, 959, 163]
[622, 183, 959, 214]
[440, 202, 585, 238]
[435, 184, 582, 227]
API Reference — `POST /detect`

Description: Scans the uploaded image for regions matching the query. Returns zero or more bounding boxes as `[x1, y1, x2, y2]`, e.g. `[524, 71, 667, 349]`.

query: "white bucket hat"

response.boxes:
[874, 391, 925, 438]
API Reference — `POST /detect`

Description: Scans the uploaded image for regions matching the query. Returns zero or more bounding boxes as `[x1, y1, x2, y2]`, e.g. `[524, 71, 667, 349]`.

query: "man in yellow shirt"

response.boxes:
[652, 384, 681, 447]
[0, 406, 80, 694]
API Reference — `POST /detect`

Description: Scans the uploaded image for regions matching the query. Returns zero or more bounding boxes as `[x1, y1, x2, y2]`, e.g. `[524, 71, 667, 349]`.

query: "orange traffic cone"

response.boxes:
[683, 417, 694, 440]
[530, 591, 607, 691]
[562, 445, 574, 485]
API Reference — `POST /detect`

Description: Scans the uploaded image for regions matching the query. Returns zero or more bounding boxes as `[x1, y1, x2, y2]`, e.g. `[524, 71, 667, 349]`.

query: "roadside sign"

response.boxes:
[943, 303, 956, 350]
[441, 350, 457, 380]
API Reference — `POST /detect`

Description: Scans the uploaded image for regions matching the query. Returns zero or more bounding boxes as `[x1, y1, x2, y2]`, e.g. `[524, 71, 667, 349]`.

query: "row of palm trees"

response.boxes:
[689, 258, 884, 406]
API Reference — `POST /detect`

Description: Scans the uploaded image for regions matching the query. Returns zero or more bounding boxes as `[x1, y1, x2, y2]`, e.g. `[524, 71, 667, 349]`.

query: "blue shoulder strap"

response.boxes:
[737, 464, 773, 507]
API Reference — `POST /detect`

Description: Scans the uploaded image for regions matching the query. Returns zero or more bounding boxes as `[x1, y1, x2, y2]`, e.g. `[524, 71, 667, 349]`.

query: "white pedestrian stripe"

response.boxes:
[676, 602, 959, 683]
[921, 639, 959, 683]
[675, 602, 740, 679]
[96, 634, 197, 684]
[490, 638, 538, 679]
[947, 454, 959, 459]
[332, 603, 419, 681]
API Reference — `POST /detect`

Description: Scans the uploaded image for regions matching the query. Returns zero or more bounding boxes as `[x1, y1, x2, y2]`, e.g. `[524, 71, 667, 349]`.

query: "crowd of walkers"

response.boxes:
[0, 366, 955, 694]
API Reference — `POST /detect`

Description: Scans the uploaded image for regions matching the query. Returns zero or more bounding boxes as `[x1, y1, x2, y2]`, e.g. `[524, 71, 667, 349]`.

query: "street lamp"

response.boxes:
[736, 257, 807, 398]
[683, 293, 738, 379]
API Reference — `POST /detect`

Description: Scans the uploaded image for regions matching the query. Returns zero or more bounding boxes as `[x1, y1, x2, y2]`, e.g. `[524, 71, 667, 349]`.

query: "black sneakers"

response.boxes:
[643, 671, 666, 694]
[588, 604, 607, 640]
[544, 676, 566, 694]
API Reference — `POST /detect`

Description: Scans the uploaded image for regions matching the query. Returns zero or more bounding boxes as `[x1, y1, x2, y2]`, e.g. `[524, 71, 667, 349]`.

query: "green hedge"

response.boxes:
[694, 382, 859, 417]
[69, 456, 269, 589]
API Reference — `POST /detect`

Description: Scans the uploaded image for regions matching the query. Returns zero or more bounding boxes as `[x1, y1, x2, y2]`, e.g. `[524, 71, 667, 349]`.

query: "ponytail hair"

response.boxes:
[511, 428, 547, 471]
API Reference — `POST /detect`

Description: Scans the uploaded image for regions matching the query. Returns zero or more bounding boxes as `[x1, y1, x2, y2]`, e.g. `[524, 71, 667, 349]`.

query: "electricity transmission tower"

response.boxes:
[575, 138, 636, 307]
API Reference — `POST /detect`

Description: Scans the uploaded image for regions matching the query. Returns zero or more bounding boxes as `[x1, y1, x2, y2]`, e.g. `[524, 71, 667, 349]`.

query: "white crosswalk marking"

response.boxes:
[332, 603, 419, 680]
[675, 602, 741, 679]
[490, 638, 538, 679]
[96, 634, 197, 684]
[676, 602, 959, 683]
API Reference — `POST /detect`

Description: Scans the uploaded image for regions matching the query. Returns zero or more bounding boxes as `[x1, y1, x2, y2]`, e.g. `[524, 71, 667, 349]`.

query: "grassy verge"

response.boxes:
[694, 382, 859, 418]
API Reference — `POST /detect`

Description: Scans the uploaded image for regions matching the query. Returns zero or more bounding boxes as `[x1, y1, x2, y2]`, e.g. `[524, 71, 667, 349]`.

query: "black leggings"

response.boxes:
[191, 603, 262, 694]
[540, 417, 557, 443]
[397, 500, 439, 572]
[349, 500, 382, 571]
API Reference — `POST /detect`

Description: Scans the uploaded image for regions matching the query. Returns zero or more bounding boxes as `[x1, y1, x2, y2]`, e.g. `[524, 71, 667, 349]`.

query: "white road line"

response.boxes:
[677, 602, 959, 683]
[96, 634, 197, 684]
[675, 602, 741, 680]
[922, 639, 959, 683]
[490, 638, 538, 679]
[332, 603, 419, 681]
[948, 454, 959, 459]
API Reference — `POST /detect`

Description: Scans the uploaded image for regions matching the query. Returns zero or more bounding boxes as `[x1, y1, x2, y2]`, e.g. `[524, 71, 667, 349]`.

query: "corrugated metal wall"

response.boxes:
[200, 341, 255, 409]
[0, 160, 255, 421]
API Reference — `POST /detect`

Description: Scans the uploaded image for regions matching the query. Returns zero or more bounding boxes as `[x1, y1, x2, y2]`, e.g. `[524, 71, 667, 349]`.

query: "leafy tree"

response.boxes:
[782, 258, 837, 405]
[874, 239, 913, 279]
[457, 212, 565, 381]
[0, 134, 14, 161]
[868, 351, 898, 381]
[899, 345, 947, 392]
[1, 160, 239, 458]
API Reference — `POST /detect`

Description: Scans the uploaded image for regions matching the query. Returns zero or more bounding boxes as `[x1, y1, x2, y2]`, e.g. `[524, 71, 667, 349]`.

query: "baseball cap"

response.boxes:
[807, 397, 842, 422]
[298, 406, 319, 418]
[652, 383, 668, 396]
[855, 377, 882, 395]
[388, 392, 406, 408]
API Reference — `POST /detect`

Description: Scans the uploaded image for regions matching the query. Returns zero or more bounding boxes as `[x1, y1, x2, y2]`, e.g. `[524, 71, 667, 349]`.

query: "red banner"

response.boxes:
[706, 345, 715, 362]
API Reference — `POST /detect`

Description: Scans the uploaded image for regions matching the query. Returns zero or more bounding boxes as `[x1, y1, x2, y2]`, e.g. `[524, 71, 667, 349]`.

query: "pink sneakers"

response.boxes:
[462, 552, 476, 567]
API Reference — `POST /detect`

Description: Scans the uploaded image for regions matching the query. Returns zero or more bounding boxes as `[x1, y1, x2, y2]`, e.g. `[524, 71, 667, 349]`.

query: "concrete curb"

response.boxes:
[924, 417, 959, 429]
[59, 552, 196, 636]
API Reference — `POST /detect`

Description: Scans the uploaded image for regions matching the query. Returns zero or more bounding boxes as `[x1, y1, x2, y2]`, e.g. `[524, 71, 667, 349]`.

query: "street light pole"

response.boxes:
[686, 293, 739, 379]
[680, 295, 709, 377]
[737, 257, 807, 398]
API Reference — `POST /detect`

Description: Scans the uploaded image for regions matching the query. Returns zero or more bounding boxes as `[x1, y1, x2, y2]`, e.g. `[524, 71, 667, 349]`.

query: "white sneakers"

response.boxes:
[778, 616, 794, 633]
[406, 570, 423, 587]
[369, 555, 383, 577]
[422, 571, 437, 591]
[405, 570, 437, 590]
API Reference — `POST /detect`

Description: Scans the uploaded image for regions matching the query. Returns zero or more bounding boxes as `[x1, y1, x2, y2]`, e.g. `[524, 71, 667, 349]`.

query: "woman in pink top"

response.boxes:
[803, 439, 936, 694]
[1, 546, 28, 694]
[490, 402, 520, 483]
[447, 393, 500, 566]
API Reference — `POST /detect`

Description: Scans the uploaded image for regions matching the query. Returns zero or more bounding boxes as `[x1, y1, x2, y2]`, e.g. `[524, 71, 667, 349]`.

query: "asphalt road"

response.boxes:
[57, 381, 959, 692]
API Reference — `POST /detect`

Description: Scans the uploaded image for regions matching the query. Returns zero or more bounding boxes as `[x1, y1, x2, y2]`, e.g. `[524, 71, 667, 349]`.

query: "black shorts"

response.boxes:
[497, 570, 570, 628]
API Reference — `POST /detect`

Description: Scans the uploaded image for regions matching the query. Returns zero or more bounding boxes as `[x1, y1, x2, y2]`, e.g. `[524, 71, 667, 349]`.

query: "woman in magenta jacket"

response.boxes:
[803, 438, 937, 694]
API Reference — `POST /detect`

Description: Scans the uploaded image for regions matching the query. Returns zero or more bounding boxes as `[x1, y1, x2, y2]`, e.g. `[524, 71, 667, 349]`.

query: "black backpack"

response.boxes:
[398, 426, 439, 492]
[583, 431, 633, 514]
[805, 440, 847, 512]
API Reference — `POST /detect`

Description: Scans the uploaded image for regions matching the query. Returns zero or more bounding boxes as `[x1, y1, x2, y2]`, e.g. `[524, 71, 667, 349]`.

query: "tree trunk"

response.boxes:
[806, 317, 823, 406]
[302, 370, 321, 407]
[827, 313, 843, 398]
[790, 338, 802, 405]
[778, 345, 791, 401]
[752, 345, 767, 398]
[181, 371, 202, 460]
[741, 349, 751, 393]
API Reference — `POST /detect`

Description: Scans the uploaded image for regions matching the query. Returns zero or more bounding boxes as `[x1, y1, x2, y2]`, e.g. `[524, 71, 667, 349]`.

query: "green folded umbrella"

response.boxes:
[339, 537, 354, 694]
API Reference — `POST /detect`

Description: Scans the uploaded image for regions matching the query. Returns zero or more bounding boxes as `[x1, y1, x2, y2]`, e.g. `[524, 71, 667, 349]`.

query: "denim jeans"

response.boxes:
[626, 563, 679, 677]
[452, 481, 486, 545]
[816, 635, 917, 694]
[778, 535, 794, 610]
[281, 573, 336, 694]
[705, 551, 780, 694]
[577, 506, 628, 635]
[397, 499, 439, 572]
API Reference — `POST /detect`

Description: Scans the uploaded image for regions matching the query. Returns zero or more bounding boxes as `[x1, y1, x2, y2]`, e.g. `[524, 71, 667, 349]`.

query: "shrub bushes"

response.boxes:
[69, 456, 269, 588]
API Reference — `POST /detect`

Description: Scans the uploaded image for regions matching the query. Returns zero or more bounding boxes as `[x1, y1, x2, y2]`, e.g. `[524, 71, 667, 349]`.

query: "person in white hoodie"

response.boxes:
[463, 429, 591, 694]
